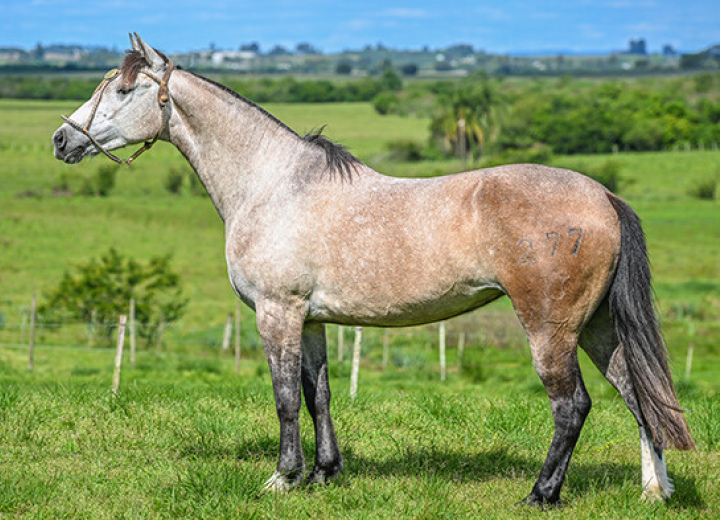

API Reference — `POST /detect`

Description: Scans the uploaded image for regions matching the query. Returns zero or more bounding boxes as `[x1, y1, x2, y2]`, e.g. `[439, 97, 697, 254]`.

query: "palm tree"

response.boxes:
[431, 73, 500, 164]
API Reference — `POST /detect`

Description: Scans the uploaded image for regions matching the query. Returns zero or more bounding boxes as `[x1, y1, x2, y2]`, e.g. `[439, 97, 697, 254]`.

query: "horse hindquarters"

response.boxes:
[479, 170, 622, 504]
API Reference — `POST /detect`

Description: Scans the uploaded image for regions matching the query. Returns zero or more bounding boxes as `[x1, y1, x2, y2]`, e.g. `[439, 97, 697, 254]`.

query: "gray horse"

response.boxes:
[52, 34, 693, 506]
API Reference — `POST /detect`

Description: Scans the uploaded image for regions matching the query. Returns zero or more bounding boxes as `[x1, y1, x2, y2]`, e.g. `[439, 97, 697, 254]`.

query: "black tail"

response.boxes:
[607, 193, 695, 450]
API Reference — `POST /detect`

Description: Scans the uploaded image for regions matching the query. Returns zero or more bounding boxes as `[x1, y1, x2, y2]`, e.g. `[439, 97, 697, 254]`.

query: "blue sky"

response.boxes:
[1, 1, 717, 54]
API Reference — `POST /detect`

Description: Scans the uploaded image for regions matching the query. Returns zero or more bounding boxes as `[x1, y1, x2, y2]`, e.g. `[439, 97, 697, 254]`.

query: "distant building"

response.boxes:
[627, 38, 647, 55]
[662, 44, 678, 57]
[0, 47, 25, 63]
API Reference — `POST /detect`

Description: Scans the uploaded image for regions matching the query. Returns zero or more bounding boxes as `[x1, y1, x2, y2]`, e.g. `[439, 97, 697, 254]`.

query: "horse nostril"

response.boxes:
[53, 130, 66, 151]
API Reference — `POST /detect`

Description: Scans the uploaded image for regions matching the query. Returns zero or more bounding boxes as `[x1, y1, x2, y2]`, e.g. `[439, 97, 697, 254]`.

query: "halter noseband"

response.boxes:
[61, 59, 174, 165]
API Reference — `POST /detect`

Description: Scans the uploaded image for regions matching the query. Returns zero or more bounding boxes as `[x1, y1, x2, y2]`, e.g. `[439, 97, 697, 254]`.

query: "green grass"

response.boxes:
[1, 99, 720, 517]
[0, 345, 718, 519]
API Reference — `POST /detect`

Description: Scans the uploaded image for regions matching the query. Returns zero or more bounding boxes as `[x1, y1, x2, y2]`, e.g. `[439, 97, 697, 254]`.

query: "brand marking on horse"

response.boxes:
[517, 238, 536, 264]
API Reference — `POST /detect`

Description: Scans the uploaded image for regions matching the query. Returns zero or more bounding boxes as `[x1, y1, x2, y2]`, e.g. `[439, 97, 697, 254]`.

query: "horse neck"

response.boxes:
[167, 70, 306, 220]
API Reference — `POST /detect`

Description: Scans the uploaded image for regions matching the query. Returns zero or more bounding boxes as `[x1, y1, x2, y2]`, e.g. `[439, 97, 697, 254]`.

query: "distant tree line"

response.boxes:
[0, 70, 404, 102]
[495, 76, 720, 154]
[377, 72, 720, 157]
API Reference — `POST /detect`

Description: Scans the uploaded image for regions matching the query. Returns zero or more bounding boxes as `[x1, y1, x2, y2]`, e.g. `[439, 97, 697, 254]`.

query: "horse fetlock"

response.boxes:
[306, 461, 343, 486]
[261, 468, 305, 493]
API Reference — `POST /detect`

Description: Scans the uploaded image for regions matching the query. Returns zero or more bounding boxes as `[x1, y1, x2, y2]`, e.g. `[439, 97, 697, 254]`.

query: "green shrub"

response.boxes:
[385, 139, 425, 162]
[688, 175, 718, 200]
[165, 168, 184, 195]
[95, 164, 118, 197]
[373, 92, 400, 115]
[39, 248, 187, 345]
[588, 159, 623, 193]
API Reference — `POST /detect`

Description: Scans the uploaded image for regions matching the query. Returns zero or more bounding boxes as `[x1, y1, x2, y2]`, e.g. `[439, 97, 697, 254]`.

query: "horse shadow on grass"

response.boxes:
[182, 434, 703, 509]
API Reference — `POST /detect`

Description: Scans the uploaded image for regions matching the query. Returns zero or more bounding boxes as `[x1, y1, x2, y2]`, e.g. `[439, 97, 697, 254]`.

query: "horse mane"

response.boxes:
[180, 69, 363, 181]
[302, 129, 362, 182]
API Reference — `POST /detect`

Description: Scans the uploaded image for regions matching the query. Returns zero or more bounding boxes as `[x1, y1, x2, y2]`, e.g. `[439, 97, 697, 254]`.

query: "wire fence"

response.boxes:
[0, 294, 528, 375]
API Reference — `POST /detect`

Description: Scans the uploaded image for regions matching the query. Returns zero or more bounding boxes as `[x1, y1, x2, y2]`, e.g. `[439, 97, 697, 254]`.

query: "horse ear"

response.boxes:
[129, 32, 141, 53]
[132, 33, 165, 71]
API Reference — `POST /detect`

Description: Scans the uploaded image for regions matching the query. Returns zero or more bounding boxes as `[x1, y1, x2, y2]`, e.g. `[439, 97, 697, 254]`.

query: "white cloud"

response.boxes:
[381, 8, 430, 19]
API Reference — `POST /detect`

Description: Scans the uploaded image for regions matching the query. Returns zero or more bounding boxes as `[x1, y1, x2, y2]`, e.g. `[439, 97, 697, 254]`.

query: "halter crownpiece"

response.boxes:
[60, 59, 174, 165]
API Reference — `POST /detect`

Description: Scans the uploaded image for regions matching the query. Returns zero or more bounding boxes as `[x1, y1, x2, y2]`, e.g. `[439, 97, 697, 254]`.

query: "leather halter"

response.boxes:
[61, 59, 174, 165]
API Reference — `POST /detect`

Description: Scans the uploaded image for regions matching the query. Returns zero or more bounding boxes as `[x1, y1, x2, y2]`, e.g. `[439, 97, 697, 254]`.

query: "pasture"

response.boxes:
[1, 98, 719, 518]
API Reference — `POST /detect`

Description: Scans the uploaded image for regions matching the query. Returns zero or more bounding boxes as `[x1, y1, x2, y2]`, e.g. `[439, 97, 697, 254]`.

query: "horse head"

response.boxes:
[52, 33, 173, 165]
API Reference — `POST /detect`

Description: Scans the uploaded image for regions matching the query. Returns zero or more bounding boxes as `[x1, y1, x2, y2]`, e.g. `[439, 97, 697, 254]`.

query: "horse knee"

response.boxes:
[275, 394, 301, 421]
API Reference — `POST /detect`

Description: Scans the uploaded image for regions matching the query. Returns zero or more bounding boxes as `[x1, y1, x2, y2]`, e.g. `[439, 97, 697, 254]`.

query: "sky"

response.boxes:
[0, 0, 718, 55]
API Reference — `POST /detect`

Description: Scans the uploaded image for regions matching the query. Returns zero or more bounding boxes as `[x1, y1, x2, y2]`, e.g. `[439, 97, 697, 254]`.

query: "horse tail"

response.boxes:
[606, 193, 695, 451]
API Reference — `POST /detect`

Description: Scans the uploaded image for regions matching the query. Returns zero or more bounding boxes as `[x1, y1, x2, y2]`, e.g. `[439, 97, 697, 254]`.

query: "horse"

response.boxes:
[52, 34, 694, 506]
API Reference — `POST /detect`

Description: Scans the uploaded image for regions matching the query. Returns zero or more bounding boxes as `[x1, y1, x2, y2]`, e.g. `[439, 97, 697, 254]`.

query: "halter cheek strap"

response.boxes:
[61, 59, 175, 165]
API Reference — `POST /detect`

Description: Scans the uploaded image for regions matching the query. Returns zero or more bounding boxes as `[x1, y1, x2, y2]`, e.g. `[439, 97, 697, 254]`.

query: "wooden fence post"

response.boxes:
[222, 312, 233, 351]
[382, 328, 390, 370]
[439, 321, 447, 381]
[457, 331, 466, 367]
[28, 294, 36, 372]
[685, 320, 695, 380]
[129, 298, 136, 365]
[235, 302, 242, 374]
[112, 315, 127, 396]
[350, 327, 362, 400]
[338, 325, 344, 362]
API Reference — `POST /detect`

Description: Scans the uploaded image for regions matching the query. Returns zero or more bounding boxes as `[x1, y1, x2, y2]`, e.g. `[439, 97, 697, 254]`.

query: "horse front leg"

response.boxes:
[257, 298, 306, 491]
[301, 322, 342, 485]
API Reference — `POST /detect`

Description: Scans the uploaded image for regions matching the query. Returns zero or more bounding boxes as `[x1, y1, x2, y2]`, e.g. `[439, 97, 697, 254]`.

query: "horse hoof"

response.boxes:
[515, 494, 562, 509]
[641, 484, 672, 502]
[261, 470, 304, 493]
[305, 464, 343, 487]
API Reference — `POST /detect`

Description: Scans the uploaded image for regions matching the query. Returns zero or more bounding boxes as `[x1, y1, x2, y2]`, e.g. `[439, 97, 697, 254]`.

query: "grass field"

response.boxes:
[1, 98, 719, 518]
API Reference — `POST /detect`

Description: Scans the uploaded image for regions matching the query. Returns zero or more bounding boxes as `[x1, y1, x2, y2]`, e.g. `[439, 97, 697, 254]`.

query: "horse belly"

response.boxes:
[307, 275, 504, 327]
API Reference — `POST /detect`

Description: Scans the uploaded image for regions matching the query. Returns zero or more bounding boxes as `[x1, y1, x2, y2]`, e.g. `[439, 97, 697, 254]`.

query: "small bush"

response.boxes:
[373, 92, 400, 115]
[385, 139, 425, 162]
[588, 159, 623, 193]
[78, 177, 96, 197]
[39, 248, 187, 345]
[78, 165, 118, 197]
[165, 168, 184, 195]
[95, 164, 118, 197]
[688, 175, 718, 200]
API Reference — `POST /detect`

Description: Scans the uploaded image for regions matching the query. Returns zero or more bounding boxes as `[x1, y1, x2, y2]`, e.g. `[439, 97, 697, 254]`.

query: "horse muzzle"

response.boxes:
[52, 125, 95, 164]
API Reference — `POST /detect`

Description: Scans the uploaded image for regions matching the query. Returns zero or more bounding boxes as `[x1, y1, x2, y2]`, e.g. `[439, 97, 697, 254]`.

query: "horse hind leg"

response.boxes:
[580, 301, 673, 501]
[521, 328, 592, 506]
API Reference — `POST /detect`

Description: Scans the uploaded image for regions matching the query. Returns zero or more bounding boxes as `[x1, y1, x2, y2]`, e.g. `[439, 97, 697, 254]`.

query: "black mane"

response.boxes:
[183, 70, 363, 181]
[302, 129, 362, 182]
